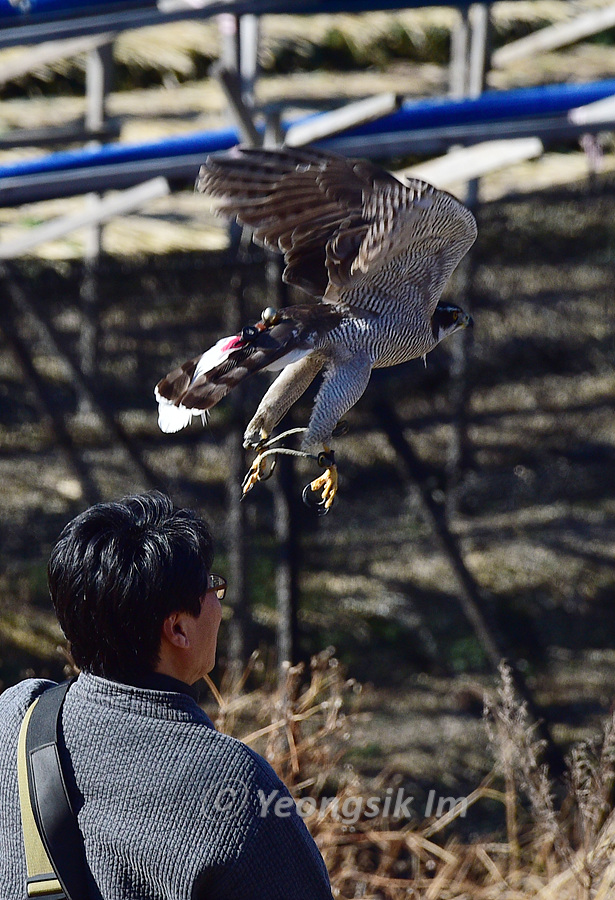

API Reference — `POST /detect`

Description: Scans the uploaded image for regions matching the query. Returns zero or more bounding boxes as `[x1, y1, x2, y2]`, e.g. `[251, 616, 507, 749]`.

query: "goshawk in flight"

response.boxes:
[155, 146, 476, 512]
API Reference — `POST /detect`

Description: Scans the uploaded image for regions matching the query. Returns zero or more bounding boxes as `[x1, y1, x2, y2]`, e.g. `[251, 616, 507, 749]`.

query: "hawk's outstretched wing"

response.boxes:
[197, 146, 477, 318]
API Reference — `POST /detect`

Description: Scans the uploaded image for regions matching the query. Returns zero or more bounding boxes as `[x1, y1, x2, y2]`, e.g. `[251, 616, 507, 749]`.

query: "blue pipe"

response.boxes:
[0, 127, 239, 178]
[322, 79, 615, 138]
[0, 0, 464, 22]
[1, 79, 615, 181]
[0, 0, 154, 20]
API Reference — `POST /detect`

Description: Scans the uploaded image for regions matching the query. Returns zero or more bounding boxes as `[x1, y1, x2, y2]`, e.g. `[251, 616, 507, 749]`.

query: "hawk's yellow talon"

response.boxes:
[241, 462, 261, 496]
[242, 454, 265, 496]
[309, 465, 338, 509]
[242, 445, 277, 497]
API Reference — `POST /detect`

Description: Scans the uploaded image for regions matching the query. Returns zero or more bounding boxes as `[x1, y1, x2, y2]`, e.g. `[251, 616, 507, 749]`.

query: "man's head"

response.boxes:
[48, 491, 216, 682]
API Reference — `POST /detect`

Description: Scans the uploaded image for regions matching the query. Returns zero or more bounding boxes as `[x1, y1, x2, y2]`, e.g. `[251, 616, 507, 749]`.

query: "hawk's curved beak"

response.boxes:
[460, 312, 473, 329]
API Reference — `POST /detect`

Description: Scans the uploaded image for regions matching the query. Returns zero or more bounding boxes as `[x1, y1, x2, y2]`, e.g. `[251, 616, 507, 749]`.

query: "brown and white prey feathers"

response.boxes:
[155, 305, 342, 434]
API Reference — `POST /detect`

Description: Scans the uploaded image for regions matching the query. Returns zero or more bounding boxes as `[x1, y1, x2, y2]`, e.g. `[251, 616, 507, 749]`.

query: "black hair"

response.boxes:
[48, 491, 214, 680]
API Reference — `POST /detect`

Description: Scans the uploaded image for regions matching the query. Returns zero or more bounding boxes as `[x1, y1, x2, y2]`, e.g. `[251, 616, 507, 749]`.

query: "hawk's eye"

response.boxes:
[452, 310, 458, 320]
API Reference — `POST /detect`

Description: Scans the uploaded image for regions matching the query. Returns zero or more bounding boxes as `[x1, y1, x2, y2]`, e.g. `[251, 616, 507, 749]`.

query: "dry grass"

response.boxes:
[205, 655, 615, 899]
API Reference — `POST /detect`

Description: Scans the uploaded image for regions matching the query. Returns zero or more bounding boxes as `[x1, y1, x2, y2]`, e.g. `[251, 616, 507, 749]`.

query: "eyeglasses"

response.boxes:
[206, 574, 227, 601]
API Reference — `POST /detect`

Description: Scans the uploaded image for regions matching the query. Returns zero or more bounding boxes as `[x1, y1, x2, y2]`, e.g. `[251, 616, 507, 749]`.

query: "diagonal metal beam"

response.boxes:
[284, 93, 401, 148]
[568, 93, 615, 126]
[493, 3, 615, 69]
[0, 33, 112, 86]
[0, 176, 169, 259]
[212, 64, 261, 147]
[396, 137, 543, 189]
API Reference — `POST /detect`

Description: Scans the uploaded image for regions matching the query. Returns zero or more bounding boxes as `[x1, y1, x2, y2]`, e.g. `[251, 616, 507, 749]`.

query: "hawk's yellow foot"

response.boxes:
[241, 445, 276, 497]
[302, 448, 337, 514]
[309, 466, 338, 510]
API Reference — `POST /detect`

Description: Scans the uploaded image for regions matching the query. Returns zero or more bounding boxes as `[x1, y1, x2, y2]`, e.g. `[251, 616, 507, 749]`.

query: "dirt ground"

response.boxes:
[1, 170, 614, 803]
[1, 6, 615, 806]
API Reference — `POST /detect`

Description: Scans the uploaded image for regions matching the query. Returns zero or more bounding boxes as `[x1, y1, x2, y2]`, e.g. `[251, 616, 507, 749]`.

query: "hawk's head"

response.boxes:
[431, 303, 473, 344]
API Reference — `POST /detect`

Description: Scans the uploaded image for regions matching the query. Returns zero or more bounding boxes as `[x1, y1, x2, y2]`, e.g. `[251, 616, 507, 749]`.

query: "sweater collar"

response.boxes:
[118, 671, 201, 702]
[73, 672, 215, 726]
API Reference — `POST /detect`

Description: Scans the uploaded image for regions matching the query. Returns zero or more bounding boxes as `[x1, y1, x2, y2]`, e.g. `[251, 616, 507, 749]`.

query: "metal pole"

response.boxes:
[0, 177, 169, 259]
[239, 13, 259, 106]
[263, 253, 298, 675]
[446, 4, 491, 517]
[449, 7, 470, 98]
[466, 3, 492, 206]
[274, 453, 299, 671]
[224, 242, 252, 671]
[218, 12, 261, 670]
[79, 41, 113, 415]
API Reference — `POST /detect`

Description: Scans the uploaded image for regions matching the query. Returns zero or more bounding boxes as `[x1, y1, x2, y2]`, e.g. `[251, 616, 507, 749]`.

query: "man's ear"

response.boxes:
[161, 612, 191, 649]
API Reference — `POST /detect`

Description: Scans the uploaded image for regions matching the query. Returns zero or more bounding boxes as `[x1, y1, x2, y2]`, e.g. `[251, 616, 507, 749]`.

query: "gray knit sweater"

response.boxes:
[0, 674, 334, 899]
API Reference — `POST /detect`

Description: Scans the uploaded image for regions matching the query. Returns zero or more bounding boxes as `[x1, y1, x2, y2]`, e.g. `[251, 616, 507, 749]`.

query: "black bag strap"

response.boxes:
[24, 681, 90, 900]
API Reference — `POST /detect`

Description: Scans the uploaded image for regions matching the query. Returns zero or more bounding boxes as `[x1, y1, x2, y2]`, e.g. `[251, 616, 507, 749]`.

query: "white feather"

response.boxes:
[155, 335, 235, 433]
[154, 387, 205, 433]
[192, 336, 237, 379]
[264, 348, 310, 372]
